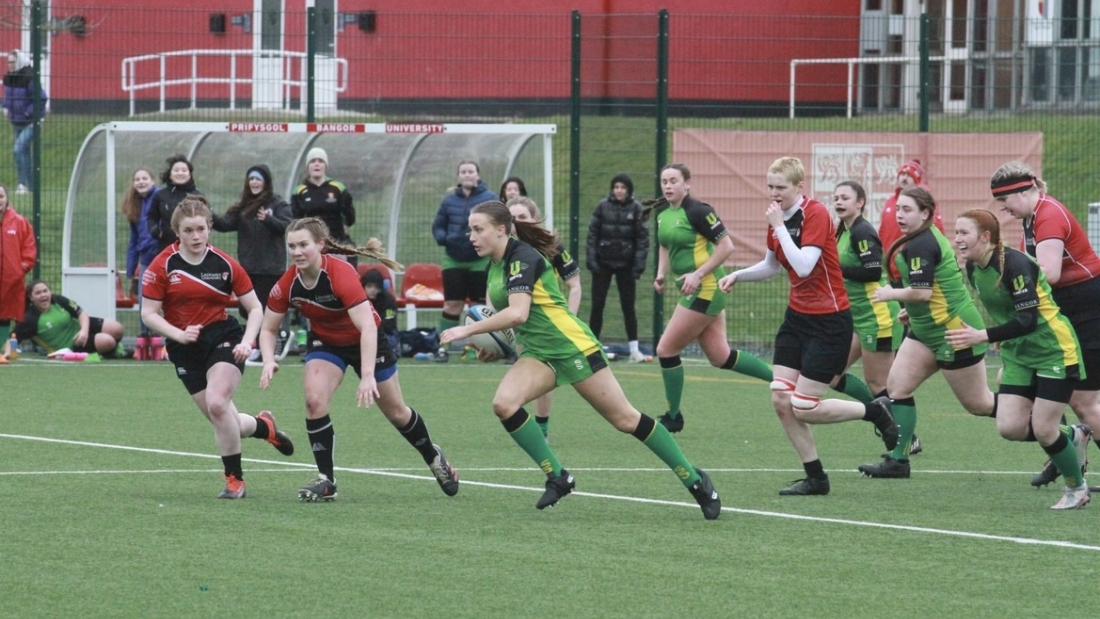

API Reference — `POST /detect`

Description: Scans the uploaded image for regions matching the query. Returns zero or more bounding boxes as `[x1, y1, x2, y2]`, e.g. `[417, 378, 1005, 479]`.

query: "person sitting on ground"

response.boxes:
[15, 280, 124, 356]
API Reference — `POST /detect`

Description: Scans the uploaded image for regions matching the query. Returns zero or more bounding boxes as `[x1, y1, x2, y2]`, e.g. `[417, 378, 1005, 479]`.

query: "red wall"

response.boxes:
[36, 0, 859, 104]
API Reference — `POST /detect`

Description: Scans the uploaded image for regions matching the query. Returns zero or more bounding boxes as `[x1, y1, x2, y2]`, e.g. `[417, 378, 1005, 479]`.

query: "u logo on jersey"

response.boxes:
[857, 239, 870, 254]
[705, 213, 719, 228]
[1012, 274, 1026, 292]
[510, 261, 522, 277]
[910, 257, 922, 272]
[560, 249, 572, 263]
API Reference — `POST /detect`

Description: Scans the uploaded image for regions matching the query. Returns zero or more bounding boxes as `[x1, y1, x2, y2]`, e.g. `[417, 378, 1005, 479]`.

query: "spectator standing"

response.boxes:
[586, 173, 649, 362]
[361, 269, 400, 355]
[499, 176, 527, 202]
[121, 167, 160, 297]
[214, 164, 292, 308]
[0, 185, 36, 363]
[431, 160, 498, 353]
[148, 154, 201, 251]
[291, 147, 355, 262]
[2, 50, 47, 194]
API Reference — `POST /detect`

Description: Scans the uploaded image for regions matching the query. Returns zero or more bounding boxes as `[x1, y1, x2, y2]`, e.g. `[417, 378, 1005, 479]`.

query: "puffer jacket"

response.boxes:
[432, 181, 498, 262]
[586, 176, 648, 275]
[2, 60, 47, 125]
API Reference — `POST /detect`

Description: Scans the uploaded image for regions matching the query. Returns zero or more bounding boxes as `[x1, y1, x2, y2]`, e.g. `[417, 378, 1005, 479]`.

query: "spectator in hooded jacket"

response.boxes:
[2, 50, 47, 194]
[214, 165, 292, 309]
[587, 173, 649, 362]
[0, 185, 36, 363]
[431, 160, 498, 346]
[291, 147, 355, 260]
[148, 154, 202, 251]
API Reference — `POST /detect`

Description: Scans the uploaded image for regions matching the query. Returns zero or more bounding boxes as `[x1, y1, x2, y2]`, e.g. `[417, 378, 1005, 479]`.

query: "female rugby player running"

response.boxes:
[142, 196, 294, 500]
[258, 217, 459, 502]
[440, 201, 721, 519]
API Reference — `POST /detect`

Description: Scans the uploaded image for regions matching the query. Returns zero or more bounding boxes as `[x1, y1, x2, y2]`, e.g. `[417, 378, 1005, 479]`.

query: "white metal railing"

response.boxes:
[121, 49, 348, 116]
[789, 55, 947, 119]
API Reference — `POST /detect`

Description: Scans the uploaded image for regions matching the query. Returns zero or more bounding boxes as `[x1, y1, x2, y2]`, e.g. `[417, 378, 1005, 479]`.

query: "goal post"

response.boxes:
[62, 121, 557, 322]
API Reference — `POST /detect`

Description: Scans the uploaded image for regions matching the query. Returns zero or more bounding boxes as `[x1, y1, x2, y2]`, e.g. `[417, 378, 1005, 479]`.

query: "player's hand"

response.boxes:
[677, 271, 702, 295]
[718, 272, 737, 293]
[477, 347, 501, 362]
[945, 323, 986, 350]
[440, 325, 470, 346]
[176, 324, 202, 344]
[766, 202, 785, 228]
[897, 308, 909, 325]
[73, 330, 89, 347]
[873, 287, 895, 303]
[232, 342, 253, 363]
[357, 375, 379, 408]
[259, 361, 278, 389]
[653, 274, 665, 293]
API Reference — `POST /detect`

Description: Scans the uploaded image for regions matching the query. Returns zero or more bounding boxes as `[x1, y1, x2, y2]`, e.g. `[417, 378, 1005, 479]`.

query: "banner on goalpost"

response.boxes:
[673, 129, 1042, 266]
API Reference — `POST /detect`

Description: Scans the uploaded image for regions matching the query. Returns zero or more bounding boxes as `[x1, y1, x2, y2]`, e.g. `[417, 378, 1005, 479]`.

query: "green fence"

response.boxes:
[7, 4, 1099, 352]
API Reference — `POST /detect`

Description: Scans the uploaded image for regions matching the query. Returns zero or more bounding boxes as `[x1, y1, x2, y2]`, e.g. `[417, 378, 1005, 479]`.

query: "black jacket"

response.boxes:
[587, 187, 648, 274]
[213, 195, 291, 276]
[148, 180, 201, 249]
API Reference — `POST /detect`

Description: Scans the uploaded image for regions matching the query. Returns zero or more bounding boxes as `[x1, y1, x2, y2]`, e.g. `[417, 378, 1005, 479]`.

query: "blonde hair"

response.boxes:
[991, 161, 1047, 194]
[768, 157, 805, 185]
[170, 195, 213, 233]
[286, 217, 403, 271]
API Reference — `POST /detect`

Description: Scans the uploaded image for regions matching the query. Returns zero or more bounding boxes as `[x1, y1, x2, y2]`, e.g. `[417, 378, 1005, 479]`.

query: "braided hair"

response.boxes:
[287, 217, 403, 271]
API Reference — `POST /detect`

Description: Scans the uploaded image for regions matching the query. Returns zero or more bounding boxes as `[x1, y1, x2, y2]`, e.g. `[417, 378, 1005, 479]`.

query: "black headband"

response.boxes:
[990, 174, 1035, 197]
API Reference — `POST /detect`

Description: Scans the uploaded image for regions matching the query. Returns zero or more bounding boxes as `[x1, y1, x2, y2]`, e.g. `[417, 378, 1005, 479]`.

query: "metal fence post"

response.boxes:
[652, 9, 670, 348]
[307, 6, 316, 123]
[30, 0, 43, 280]
[569, 11, 581, 260]
[919, 12, 930, 132]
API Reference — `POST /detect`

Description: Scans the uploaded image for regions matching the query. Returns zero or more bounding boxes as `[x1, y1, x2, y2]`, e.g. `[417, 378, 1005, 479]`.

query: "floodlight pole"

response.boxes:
[30, 0, 43, 279]
[307, 6, 316, 122]
[652, 9, 670, 348]
[569, 11, 581, 261]
[919, 12, 930, 132]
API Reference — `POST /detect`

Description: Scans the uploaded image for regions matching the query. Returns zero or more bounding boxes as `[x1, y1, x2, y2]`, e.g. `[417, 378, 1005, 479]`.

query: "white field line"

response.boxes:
[2, 432, 1097, 553]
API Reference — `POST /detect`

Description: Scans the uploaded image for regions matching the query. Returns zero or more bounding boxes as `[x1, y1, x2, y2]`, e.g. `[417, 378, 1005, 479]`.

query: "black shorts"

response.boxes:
[71, 317, 105, 354]
[773, 307, 853, 384]
[1076, 348, 1100, 391]
[442, 267, 487, 304]
[304, 329, 399, 380]
[1053, 277, 1100, 349]
[165, 318, 245, 395]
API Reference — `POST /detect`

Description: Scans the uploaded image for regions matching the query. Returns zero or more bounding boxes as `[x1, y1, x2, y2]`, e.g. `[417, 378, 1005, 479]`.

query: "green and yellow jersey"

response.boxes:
[966, 246, 1082, 379]
[657, 196, 728, 314]
[895, 227, 986, 361]
[488, 238, 600, 360]
[837, 216, 901, 349]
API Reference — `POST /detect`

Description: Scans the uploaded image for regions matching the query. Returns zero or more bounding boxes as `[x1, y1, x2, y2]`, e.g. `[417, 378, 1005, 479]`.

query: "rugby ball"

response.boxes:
[464, 304, 517, 359]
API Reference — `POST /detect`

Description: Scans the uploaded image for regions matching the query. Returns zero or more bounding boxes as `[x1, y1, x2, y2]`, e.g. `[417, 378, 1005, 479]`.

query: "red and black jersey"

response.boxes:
[1022, 194, 1100, 288]
[766, 197, 850, 315]
[267, 255, 379, 348]
[142, 243, 254, 329]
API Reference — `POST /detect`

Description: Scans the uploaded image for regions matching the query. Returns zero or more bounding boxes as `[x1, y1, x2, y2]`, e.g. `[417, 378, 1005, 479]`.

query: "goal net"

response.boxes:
[62, 121, 557, 321]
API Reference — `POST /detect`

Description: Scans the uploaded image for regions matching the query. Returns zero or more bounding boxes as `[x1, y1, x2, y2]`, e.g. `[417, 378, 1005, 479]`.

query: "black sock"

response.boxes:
[398, 408, 438, 464]
[990, 393, 998, 418]
[874, 389, 888, 399]
[803, 459, 826, 479]
[862, 401, 882, 422]
[720, 350, 738, 370]
[535, 415, 550, 427]
[307, 415, 336, 482]
[251, 415, 270, 439]
[221, 453, 243, 479]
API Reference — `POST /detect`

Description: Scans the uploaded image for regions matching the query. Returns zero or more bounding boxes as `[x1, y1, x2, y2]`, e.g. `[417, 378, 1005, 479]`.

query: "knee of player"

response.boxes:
[790, 391, 822, 419]
[205, 396, 232, 418]
[491, 398, 519, 420]
[304, 394, 329, 418]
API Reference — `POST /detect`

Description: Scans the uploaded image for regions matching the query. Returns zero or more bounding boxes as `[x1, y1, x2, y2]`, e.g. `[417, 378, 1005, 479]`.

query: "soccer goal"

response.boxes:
[62, 120, 557, 322]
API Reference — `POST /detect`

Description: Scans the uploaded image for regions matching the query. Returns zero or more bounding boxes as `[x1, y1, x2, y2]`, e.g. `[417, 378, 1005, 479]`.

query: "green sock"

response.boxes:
[1049, 426, 1085, 487]
[660, 357, 685, 418]
[637, 419, 699, 488]
[503, 409, 562, 476]
[889, 399, 917, 461]
[535, 416, 550, 438]
[439, 314, 460, 332]
[731, 349, 773, 382]
[0, 322, 11, 347]
[835, 373, 875, 404]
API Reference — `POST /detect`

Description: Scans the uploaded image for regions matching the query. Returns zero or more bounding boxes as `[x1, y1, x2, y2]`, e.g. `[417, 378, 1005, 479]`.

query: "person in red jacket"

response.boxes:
[879, 159, 945, 268]
[0, 185, 36, 363]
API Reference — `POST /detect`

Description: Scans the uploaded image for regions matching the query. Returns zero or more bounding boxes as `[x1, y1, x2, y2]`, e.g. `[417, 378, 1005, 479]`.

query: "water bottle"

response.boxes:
[8, 336, 20, 357]
[414, 352, 433, 362]
[60, 351, 88, 362]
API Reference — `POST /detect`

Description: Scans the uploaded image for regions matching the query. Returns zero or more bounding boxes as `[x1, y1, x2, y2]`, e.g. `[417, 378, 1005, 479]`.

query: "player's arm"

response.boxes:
[1035, 238, 1065, 285]
[258, 306, 285, 389]
[233, 290, 263, 363]
[347, 301, 379, 408]
[721, 250, 781, 292]
[140, 298, 198, 344]
[876, 237, 936, 304]
[563, 273, 582, 315]
[654, 245, 670, 293]
[843, 225, 883, 282]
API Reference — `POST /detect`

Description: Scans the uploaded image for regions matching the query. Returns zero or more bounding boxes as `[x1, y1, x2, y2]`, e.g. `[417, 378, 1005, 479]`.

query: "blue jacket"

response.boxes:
[432, 181, 498, 262]
[2, 66, 47, 125]
[126, 188, 160, 278]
